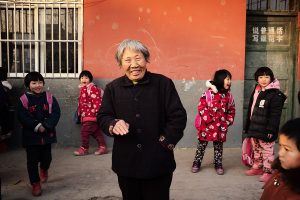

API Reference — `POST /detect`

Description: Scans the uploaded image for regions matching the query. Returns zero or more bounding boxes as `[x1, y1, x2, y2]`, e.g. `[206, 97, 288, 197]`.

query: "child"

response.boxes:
[244, 67, 286, 182]
[191, 69, 235, 175]
[261, 118, 300, 199]
[0, 67, 12, 92]
[17, 72, 61, 196]
[0, 67, 12, 139]
[74, 70, 107, 156]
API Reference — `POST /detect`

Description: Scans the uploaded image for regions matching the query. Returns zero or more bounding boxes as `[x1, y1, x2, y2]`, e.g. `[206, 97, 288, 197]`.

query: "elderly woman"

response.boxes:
[97, 39, 187, 200]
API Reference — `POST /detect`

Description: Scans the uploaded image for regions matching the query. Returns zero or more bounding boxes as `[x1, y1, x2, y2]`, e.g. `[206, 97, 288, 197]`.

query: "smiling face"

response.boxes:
[80, 75, 91, 86]
[278, 134, 300, 170]
[29, 80, 44, 94]
[257, 75, 271, 90]
[121, 48, 147, 81]
[223, 76, 231, 90]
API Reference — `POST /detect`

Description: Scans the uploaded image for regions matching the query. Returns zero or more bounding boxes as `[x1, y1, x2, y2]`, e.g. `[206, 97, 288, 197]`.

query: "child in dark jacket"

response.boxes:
[0, 67, 12, 139]
[17, 72, 61, 196]
[261, 118, 300, 200]
[73, 70, 107, 156]
[191, 69, 235, 175]
[244, 67, 286, 183]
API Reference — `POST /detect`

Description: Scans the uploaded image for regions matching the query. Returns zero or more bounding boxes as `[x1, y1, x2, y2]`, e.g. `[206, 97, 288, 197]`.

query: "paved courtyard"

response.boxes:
[1, 147, 264, 200]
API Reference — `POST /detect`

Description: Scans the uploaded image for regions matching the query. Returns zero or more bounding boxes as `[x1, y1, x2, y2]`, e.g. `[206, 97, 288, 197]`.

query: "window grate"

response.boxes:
[247, 0, 296, 11]
[0, 0, 83, 78]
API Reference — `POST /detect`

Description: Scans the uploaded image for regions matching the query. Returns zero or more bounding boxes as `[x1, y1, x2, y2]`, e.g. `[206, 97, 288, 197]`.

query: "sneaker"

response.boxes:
[31, 182, 42, 196]
[40, 168, 48, 183]
[191, 162, 200, 173]
[94, 146, 107, 155]
[259, 173, 273, 182]
[74, 146, 89, 156]
[216, 167, 224, 175]
[245, 168, 263, 176]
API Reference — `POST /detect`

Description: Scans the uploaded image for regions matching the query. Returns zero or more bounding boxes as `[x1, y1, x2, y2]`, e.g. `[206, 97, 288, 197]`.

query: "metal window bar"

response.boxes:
[29, 2, 31, 72]
[6, 3, 9, 73]
[66, 2, 68, 77]
[21, 3, 24, 77]
[51, 3, 53, 77]
[0, 0, 83, 78]
[59, 3, 61, 76]
[34, 5, 39, 72]
[73, 2, 76, 76]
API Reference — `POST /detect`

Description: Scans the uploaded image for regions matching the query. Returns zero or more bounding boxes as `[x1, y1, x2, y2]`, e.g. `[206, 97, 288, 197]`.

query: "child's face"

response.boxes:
[80, 76, 90, 86]
[257, 75, 271, 89]
[223, 76, 231, 90]
[29, 80, 44, 94]
[278, 134, 300, 170]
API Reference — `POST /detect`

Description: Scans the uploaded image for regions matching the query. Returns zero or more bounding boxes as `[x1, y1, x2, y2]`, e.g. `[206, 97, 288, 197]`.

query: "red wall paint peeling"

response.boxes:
[83, 0, 246, 80]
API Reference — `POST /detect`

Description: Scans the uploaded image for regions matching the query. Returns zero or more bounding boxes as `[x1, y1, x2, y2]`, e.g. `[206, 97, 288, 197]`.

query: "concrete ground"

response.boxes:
[0, 147, 264, 200]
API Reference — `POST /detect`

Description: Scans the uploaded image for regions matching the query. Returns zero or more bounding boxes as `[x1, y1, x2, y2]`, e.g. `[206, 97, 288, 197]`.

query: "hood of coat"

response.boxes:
[266, 79, 280, 90]
[1, 80, 12, 90]
[206, 80, 218, 93]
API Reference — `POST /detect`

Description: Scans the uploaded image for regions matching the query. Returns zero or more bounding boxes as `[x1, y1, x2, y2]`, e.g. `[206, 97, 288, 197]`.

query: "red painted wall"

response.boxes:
[83, 0, 246, 80]
[298, 12, 300, 80]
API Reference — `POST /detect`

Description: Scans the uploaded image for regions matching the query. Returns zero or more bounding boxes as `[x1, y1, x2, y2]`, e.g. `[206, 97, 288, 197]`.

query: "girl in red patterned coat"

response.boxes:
[191, 69, 235, 175]
[74, 70, 107, 156]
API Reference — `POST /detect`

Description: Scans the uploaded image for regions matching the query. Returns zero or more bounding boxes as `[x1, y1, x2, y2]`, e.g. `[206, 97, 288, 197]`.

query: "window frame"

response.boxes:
[0, 0, 83, 78]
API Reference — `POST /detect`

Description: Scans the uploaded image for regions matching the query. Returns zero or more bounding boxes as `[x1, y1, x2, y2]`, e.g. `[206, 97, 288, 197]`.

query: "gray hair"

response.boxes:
[115, 39, 150, 66]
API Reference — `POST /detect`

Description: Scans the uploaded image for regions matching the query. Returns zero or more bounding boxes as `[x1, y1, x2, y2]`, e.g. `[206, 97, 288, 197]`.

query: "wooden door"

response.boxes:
[244, 15, 297, 126]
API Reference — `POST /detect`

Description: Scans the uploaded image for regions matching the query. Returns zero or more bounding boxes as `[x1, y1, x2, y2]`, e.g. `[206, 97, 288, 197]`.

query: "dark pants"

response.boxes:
[0, 104, 9, 135]
[117, 173, 173, 200]
[80, 121, 106, 149]
[193, 140, 224, 168]
[26, 144, 52, 184]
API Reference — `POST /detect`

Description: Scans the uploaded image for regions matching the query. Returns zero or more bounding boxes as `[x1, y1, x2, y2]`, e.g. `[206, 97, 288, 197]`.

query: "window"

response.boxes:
[0, 0, 83, 78]
[247, 0, 296, 11]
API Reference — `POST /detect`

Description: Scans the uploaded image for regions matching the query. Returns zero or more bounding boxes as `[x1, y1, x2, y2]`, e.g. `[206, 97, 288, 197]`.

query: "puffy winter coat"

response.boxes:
[97, 71, 187, 179]
[244, 80, 286, 142]
[17, 92, 61, 146]
[78, 82, 102, 122]
[261, 171, 300, 200]
[197, 81, 235, 142]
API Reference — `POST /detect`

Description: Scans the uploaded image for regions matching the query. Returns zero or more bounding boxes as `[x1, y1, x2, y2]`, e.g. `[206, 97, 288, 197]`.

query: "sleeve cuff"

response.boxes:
[34, 123, 42, 132]
[108, 119, 120, 135]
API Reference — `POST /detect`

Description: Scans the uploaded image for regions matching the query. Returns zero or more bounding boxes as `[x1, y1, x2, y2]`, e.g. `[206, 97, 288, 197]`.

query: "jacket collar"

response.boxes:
[121, 71, 151, 87]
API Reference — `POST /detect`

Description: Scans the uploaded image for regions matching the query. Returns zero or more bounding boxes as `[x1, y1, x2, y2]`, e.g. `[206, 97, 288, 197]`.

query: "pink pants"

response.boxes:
[80, 121, 106, 149]
[251, 138, 274, 173]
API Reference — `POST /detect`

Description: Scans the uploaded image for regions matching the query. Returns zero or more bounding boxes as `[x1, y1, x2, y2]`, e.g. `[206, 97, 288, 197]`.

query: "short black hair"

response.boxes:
[212, 69, 232, 91]
[24, 71, 45, 88]
[0, 67, 8, 81]
[79, 70, 93, 82]
[280, 118, 300, 151]
[254, 67, 275, 82]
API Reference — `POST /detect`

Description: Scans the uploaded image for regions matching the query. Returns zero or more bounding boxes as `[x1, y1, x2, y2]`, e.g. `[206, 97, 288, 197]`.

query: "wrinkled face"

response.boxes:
[257, 75, 271, 90]
[121, 48, 147, 81]
[278, 134, 300, 170]
[80, 76, 91, 86]
[29, 80, 44, 94]
[223, 76, 231, 90]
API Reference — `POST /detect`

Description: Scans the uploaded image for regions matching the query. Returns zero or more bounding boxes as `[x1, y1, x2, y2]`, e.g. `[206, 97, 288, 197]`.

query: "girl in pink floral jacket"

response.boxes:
[191, 69, 235, 175]
[74, 70, 107, 156]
